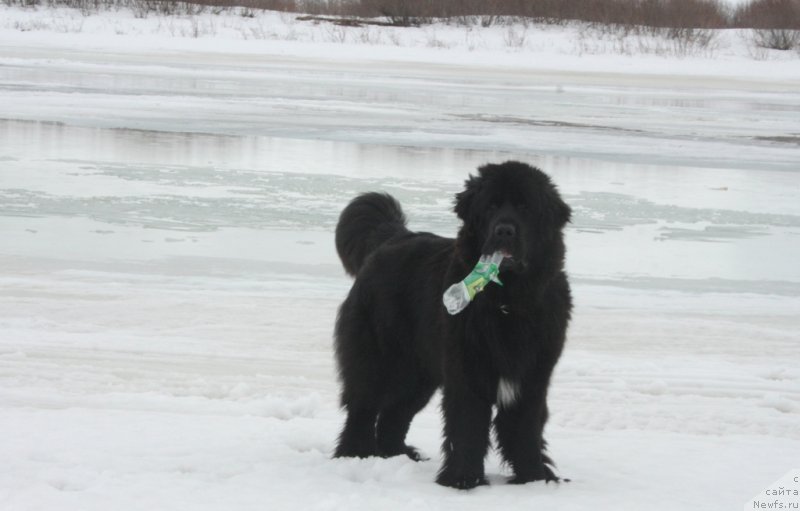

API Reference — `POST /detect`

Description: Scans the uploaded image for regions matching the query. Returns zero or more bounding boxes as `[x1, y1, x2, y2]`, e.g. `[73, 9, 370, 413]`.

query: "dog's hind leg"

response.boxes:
[332, 294, 382, 459]
[334, 404, 379, 458]
[376, 377, 436, 461]
[333, 358, 380, 458]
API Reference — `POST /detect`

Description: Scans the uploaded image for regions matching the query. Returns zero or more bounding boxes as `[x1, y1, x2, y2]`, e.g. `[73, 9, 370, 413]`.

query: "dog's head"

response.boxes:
[454, 161, 571, 276]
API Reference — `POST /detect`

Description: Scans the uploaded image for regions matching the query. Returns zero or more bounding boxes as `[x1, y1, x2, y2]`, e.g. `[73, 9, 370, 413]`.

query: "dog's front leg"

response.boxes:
[494, 371, 559, 484]
[436, 384, 493, 490]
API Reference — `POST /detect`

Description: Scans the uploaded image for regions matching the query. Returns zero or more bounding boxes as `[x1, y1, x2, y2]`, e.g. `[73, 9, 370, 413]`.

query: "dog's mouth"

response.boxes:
[483, 248, 521, 271]
[497, 249, 514, 268]
[499, 254, 518, 271]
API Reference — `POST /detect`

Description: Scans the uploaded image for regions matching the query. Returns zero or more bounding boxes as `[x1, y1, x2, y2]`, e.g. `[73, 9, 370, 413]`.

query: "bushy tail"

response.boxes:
[335, 192, 408, 276]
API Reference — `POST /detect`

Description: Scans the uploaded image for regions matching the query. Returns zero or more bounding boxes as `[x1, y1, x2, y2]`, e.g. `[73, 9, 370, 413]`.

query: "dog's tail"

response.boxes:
[335, 192, 409, 277]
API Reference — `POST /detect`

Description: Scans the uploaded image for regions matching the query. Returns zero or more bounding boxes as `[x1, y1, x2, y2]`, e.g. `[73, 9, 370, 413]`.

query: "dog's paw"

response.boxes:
[436, 471, 488, 490]
[508, 474, 561, 485]
[377, 444, 428, 461]
[333, 442, 376, 459]
[404, 445, 429, 462]
[508, 464, 562, 485]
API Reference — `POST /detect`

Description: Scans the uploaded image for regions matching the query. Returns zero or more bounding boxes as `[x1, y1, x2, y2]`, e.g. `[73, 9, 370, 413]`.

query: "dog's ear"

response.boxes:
[556, 193, 572, 227]
[550, 185, 572, 228]
[454, 174, 481, 222]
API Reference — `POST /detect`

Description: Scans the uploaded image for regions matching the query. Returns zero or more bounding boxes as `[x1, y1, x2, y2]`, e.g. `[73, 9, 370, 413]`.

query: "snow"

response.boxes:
[1, 5, 799, 511]
[2, 5, 800, 78]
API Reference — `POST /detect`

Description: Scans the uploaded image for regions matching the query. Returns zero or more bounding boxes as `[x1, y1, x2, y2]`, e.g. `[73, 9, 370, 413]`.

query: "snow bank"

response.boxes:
[1, 5, 799, 80]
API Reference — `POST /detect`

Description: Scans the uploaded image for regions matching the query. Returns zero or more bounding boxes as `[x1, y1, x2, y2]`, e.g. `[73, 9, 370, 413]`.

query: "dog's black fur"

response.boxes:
[332, 161, 572, 489]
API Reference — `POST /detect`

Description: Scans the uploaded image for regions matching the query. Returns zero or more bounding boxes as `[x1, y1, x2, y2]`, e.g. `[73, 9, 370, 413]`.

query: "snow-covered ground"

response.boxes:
[1, 6, 799, 510]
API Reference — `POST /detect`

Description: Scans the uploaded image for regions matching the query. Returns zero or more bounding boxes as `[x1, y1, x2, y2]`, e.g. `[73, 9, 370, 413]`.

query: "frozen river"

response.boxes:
[1, 42, 799, 510]
[2, 47, 799, 286]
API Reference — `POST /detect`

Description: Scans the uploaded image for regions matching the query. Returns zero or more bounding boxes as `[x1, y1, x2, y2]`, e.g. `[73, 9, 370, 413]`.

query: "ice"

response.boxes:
[1, 10, 800, 511]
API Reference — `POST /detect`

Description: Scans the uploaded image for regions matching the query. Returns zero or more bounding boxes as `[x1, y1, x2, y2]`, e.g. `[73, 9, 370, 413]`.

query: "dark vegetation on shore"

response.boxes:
[3, 0, 799, 50]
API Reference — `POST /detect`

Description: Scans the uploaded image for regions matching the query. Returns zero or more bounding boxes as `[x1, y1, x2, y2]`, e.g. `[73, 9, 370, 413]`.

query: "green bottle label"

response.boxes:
[462, 259, 502, 300]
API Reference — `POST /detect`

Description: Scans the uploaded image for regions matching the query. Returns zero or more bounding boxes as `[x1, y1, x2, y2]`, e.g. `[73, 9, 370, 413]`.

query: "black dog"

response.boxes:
[332, 161, 572, 489]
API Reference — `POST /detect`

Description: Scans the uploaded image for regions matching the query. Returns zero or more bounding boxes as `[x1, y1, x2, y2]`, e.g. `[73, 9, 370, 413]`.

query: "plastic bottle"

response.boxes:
[442, 251, 505, 315]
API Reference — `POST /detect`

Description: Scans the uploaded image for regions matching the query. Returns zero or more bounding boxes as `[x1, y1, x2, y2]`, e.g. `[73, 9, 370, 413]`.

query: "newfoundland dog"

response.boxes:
[332, 161, 572, 489]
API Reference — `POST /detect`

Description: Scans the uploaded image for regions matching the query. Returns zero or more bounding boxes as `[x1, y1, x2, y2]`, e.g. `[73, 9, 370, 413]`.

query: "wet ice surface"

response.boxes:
[2, 45, 800, 172]
[1, 45, 799, 510]
[2, 118, 798, 287]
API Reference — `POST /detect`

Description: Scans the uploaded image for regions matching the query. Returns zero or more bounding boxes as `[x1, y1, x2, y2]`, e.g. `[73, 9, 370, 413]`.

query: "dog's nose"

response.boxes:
[494, 222, 516, 239]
